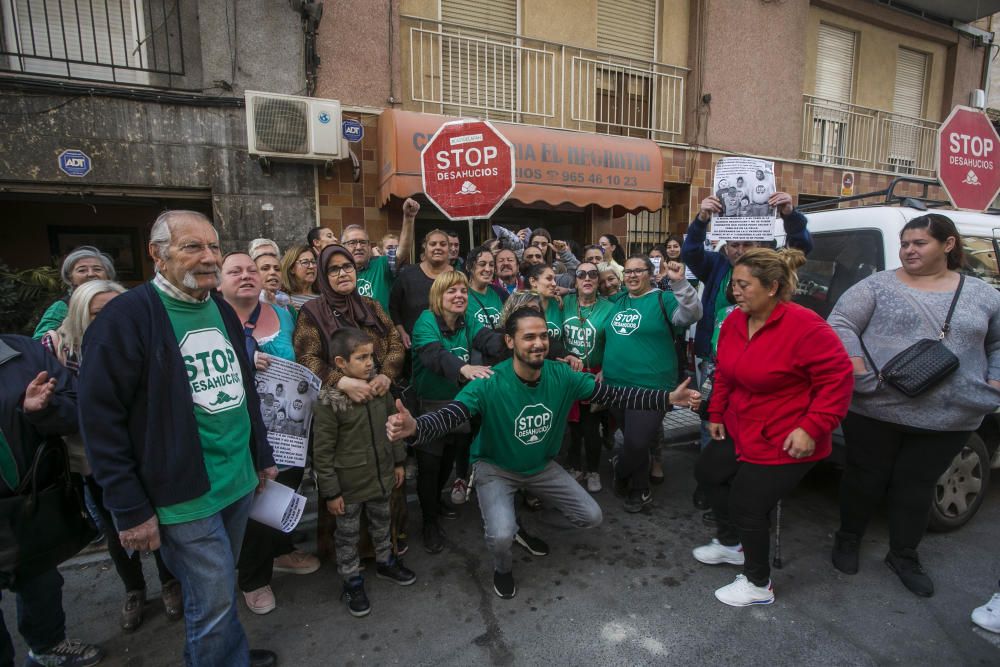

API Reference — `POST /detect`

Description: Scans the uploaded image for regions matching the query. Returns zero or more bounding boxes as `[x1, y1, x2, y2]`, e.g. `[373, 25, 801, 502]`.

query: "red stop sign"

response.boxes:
[420, 119, 515, 220]
[937, 106, 1000, 211]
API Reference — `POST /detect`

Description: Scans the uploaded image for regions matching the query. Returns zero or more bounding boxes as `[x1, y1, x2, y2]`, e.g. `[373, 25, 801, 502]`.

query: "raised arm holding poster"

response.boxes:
[255, 356, 321, 467]
[709, 157, 777, 241]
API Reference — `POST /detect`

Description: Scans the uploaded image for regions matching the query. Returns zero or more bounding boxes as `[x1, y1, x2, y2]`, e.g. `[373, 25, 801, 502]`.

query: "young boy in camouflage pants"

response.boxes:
[312, 328, 416, 617]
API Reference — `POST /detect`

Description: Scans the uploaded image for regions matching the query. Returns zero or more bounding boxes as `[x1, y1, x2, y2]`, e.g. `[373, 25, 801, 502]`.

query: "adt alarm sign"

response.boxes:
[58, 149, 91, 177]
[937, 106, 1000, 211]
[420, 119, 515, 220]
[342, 119, 364, 142]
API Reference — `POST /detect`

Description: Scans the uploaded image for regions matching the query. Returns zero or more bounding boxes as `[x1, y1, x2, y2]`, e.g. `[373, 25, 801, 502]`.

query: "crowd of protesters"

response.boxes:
[2, 190, 999, 667]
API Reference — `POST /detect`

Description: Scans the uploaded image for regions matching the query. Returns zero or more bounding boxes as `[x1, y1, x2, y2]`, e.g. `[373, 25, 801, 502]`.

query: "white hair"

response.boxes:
[57, 279, 127, 356]
[149, 210, 213, 259]
[249, 238, 281, 260]
[60, 246, 116, 288]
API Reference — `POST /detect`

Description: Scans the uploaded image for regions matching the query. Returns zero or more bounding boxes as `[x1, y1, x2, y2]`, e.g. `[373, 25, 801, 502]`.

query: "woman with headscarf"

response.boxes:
[294, 244, 409, 553]
[33, 245, 116, 339]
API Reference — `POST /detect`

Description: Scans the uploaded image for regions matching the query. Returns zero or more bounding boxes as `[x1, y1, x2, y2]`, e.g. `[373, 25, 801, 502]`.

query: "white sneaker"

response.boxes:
[566, 467, 584, 482]
[586, 472, 602, 493]
[715, 574, 774, 607]
[450, 478, 468, 505]
[693, 539, 745, 565]
[972, 593, 1000, 633]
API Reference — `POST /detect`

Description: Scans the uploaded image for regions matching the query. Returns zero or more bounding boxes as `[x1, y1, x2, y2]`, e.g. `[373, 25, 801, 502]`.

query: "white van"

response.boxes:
[793, 196, 1000, 531]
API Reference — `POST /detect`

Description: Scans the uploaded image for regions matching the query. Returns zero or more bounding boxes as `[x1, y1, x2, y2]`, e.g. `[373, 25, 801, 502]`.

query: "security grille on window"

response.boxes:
[626, 208, 665, 255]
[0, 0, 184, 84]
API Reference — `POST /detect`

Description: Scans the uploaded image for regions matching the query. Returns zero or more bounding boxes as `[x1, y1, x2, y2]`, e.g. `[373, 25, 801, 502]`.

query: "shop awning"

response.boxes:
[378, 109, 663, 213]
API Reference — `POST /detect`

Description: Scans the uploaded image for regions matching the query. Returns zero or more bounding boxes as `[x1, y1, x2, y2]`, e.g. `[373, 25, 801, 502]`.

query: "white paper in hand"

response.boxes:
[250, 480, 306, 533]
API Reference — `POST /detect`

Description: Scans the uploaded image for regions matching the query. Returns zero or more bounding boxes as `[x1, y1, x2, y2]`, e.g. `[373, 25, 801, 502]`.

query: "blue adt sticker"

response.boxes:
[318, 112, 331, 124]
[342, 119, 364, 142]
[58, 149, 91, 177]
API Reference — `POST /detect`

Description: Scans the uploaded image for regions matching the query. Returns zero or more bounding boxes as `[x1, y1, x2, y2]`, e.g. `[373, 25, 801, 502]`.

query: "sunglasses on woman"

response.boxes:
[575, 269, 600, 280]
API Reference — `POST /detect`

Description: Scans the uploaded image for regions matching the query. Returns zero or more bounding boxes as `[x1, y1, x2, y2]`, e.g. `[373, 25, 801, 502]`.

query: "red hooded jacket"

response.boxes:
[708, 301, 854, 465]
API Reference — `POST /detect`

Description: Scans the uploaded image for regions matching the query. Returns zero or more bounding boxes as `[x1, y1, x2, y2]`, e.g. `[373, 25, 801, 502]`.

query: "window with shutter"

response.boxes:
[886, 47, 929, 172]
[1, 0, 149, 84]
[439, 0, 518, 120]
[809, 24, 858, 165]
[594, 0, 656, 138]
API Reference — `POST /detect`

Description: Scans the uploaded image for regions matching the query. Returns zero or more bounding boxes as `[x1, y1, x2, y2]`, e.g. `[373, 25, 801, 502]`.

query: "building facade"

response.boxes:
[0, 0, 320, 280]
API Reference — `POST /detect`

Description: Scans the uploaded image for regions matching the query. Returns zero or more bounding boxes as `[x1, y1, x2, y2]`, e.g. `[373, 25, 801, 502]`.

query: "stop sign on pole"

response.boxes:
[420, 119, 515, 220]
[937, 106, 1000, 211]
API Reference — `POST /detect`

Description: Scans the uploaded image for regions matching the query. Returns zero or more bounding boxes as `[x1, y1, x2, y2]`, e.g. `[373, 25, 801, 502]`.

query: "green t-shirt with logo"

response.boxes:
[544, 298, 563, 341]
[456, 359, 596, 476]
[154, 287, 257, 525]
[560, 295, 615, 369]
[711, 267, 735, 355]
[411, 309, 484, 401]
[356, 255, 393, 312]
[603, 290, 679, 391]
[466, 286, 504, 330]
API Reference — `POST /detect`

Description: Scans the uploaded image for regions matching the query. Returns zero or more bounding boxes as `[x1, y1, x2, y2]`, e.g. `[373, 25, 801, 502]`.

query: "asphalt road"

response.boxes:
[5, 445, 999, 666]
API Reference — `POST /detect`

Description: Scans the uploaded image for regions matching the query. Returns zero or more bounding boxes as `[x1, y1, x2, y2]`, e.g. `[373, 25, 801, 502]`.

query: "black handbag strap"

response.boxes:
[858, 273, 965, 375]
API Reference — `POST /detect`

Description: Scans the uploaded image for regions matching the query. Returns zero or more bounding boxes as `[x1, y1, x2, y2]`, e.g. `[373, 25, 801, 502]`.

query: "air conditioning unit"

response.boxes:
[245, 91, 347, 162]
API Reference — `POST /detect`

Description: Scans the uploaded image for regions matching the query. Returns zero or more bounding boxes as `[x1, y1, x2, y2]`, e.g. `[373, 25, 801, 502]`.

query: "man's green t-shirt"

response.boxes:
[154, 287, 257, 525]
[466, 287, 503, 330]
[356, 256, 393, 312]
[602, 290, 679, 391]
[560, 295, 615, 369]
[411, 309, 484, 401]
[456, 359, 596, 476]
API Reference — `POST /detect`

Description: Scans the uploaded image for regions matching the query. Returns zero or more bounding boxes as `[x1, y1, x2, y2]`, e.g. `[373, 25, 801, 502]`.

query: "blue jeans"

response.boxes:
[157, 493, 254, 667]
[474, 460, 602, 573]
[0, 568, 65, 667]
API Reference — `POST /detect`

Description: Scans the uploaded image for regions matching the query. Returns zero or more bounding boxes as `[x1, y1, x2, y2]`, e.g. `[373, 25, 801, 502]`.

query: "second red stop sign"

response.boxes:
[420, 119, 516, 220]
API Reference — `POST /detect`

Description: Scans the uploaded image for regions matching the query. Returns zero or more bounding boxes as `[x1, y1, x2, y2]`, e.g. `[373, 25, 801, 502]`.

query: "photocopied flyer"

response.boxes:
[253, 356, 321, 467]
[709, 156, 777, 241]
[250, 480, 306, 533]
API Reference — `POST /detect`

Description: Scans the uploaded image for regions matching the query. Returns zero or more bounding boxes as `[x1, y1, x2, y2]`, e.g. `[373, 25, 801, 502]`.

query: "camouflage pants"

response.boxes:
[335, 498, 392, 580]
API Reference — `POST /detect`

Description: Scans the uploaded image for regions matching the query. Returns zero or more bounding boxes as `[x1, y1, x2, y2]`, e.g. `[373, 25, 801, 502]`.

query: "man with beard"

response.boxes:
[340, 198, 418, 312]
[492, 248, 521, 295]
[79, 210, 279, 667]
[387, 307, 701, 600]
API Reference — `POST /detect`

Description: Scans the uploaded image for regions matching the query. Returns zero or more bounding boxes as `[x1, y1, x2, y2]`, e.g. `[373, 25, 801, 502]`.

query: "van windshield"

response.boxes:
[962, 237, 1000, 289]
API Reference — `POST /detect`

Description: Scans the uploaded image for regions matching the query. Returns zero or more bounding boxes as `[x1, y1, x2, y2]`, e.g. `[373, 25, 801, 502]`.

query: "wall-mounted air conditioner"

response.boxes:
[245, 91, 347, 162]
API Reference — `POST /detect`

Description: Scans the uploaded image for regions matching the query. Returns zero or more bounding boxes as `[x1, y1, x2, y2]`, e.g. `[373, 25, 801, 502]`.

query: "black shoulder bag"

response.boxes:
[858, 274, 964, 398]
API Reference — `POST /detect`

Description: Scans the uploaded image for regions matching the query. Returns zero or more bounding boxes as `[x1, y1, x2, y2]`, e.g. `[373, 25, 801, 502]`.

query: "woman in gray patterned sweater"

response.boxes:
[828, 213, 1000, 598]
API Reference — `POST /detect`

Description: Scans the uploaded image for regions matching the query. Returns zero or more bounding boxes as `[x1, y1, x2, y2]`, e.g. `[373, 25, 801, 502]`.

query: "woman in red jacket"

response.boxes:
[693, 248, 853, 606]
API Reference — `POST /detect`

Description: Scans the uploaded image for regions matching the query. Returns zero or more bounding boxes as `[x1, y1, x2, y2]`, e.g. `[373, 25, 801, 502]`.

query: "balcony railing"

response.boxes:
[801, 95, 940, 177]
[403, 15, 688, 144]
[0, 0, 185, 85]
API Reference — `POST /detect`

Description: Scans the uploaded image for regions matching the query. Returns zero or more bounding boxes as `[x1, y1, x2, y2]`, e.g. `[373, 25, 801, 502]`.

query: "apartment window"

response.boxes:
[809, 23, 858, 165]
[597, 0, 656, 61]
[626, 208, 666, 255]
[0, 0, 183, 84]
[439, 0, 519, 119]
[886, 47, 929, 173]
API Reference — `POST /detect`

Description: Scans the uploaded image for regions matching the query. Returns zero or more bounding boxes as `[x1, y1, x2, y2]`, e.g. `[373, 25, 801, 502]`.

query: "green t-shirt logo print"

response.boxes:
[356, 278, 374, 298]
[514, 403, 553, 445]
[611, 308, 642, 335]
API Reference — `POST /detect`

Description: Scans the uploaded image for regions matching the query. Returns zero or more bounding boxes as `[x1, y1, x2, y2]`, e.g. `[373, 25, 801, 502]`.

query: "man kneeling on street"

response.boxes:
[387, 307, 701, 599]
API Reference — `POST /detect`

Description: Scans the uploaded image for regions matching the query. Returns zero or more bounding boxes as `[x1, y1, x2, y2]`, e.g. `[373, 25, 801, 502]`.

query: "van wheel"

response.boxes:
[928, 434, 991, 532]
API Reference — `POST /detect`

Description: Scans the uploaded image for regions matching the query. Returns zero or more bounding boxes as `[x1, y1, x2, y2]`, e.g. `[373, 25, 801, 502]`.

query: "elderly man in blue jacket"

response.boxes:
[681, 191, 812, 510]
[79, 211, 278, 667]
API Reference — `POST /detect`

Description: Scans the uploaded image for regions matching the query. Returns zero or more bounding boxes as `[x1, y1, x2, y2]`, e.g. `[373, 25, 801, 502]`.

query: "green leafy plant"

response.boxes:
[0, 261, 63, 335]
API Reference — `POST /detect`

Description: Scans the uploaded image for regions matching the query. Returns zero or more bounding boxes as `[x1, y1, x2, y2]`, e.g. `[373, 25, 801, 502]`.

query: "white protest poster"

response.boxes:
[253, 357, 321, 467]
[709, 157, 777, 241]
[250, 479, 306, 533]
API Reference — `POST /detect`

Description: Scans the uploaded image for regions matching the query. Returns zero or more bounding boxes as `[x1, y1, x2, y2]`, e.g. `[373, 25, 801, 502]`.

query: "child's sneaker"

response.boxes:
[342, 576, 370, 617]
[714, 574, 774, 607]
[376, 557, 417, 586]
[26, 639, 104, 667]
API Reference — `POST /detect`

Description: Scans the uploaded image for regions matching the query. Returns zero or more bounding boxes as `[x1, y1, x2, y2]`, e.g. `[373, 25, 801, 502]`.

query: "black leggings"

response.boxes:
[85, 477, 174, 593]
[568, 406, 603, 473]
[238, 466, 304, 592]
[838, 411, 970, 554]
[610, 407, 664, 491]
[415, 433, 468, 524]
[695, 438, 814, 586]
